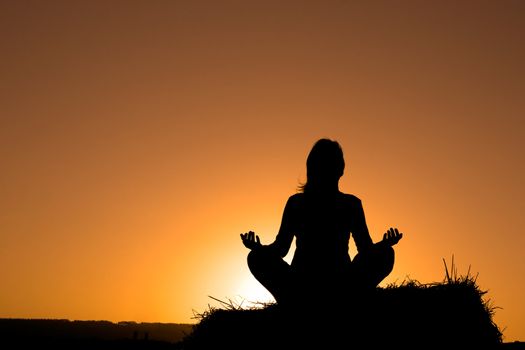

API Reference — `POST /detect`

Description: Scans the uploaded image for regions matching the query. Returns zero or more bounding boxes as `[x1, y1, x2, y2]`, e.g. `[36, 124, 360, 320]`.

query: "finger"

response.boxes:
[256, 236, 260, 244]
[249, 231, 254, 241]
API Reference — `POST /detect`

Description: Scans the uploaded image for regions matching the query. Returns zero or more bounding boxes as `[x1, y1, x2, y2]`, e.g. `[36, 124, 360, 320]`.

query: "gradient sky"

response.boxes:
[1, 0, 524, 342]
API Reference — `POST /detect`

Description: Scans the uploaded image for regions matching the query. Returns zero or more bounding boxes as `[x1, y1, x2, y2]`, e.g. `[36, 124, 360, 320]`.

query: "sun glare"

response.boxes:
[233, 276, 274, 307]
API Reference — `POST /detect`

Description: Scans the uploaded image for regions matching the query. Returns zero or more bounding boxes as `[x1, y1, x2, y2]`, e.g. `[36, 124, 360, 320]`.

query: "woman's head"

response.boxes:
[300, 138, 345, 193]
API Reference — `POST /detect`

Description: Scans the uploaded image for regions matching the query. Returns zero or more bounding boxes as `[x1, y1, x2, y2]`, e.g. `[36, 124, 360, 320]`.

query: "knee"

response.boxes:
[370, 244, 395, 274]
[385, 245, 394, 261]
[382, 245, 395, 274]
[367, 244, 395, 263]
[247, 248, 268, 272]
[247, 249, 259, 269]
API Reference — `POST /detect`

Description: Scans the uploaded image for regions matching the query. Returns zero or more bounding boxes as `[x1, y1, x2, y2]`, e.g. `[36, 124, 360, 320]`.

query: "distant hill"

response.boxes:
[0, 318, 194, 348]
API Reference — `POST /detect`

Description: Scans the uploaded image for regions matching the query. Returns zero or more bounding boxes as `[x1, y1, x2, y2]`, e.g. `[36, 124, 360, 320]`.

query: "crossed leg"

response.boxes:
[247, 243, 395, 304]
[351, 243, 395, 290]
[247, 247, 292, 304]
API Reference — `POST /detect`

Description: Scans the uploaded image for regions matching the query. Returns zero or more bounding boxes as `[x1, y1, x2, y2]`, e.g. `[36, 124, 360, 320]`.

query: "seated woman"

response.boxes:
[240, 138, 403, 305]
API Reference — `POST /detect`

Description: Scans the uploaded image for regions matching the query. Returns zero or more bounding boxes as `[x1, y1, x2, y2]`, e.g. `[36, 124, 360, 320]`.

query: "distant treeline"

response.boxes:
[0, 318, 193, 344]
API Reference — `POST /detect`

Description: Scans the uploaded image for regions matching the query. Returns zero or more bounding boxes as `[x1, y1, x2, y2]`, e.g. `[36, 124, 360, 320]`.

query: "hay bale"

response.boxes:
[178, 271, 502, 349]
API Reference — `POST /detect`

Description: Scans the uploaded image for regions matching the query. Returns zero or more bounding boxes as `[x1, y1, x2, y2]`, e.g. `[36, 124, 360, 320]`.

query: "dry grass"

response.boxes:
[178, 257, 503, 349]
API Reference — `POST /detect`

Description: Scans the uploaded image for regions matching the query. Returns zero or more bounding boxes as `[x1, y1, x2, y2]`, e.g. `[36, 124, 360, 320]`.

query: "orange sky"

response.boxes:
[1, 0, 524, 342]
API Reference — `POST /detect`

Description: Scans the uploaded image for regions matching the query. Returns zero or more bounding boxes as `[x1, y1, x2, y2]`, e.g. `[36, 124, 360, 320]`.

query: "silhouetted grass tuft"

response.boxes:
[177, 257, 504, 349]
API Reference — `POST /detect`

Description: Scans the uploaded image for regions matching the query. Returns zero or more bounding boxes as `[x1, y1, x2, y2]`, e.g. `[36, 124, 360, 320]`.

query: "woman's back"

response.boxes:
[284, 192, 373, 277]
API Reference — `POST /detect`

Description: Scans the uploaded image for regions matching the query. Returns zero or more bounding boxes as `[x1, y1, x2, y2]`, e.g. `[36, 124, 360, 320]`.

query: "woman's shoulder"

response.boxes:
[339, 192, 363, 205]
[288, 192, 304, 202]
[283, 193, 305, 212]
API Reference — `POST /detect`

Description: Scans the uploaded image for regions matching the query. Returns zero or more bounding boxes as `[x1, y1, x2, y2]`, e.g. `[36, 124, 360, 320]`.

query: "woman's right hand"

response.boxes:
[382, 227, 403, 246]
[240, 230, 262, 250]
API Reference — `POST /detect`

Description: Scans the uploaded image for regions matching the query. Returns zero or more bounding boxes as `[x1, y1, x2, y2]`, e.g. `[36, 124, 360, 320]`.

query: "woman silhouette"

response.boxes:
[241, 138, 403, 304]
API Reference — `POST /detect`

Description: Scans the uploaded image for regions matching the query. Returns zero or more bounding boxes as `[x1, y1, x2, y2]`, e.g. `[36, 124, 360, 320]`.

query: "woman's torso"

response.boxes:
[288, 191, 361, 276]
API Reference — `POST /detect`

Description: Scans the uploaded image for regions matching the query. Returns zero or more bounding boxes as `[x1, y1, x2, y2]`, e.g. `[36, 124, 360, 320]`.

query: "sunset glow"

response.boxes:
[1, 0, 524, 342]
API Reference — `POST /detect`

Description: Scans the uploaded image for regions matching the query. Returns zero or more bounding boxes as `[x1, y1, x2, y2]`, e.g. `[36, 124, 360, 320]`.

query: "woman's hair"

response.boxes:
[298, 138, 345, 193]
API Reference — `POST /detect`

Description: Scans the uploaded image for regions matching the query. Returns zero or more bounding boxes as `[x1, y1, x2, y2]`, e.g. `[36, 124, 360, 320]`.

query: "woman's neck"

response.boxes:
[307, 181, 340, 194]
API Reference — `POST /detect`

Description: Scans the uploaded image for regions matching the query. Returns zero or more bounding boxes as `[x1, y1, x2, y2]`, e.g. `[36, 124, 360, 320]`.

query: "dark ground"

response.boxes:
[177, 277, 515, 350]
[1, 273, 521, 350]
[0, 317, 522, 349]
[0, 318, 192, 349]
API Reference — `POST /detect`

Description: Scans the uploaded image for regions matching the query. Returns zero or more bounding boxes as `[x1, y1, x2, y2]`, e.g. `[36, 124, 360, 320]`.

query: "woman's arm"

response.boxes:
[267, 196, 296, 258]
[350, 197, 403, 250]
[240, 196, 296, 256]
[351, 197, 374, 253]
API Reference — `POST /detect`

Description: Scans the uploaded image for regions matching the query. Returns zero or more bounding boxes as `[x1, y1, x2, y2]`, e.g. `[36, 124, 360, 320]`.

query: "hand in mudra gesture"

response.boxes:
[240, 230, 262, 251]
[382, 227, 403, 246]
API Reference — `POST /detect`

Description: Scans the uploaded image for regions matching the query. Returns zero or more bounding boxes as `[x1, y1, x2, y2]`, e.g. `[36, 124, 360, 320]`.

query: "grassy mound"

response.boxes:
[178, 259, 503, 349]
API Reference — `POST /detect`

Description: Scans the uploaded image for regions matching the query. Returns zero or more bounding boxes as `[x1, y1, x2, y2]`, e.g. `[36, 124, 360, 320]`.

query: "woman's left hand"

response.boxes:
[240, 230, 262, 250]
